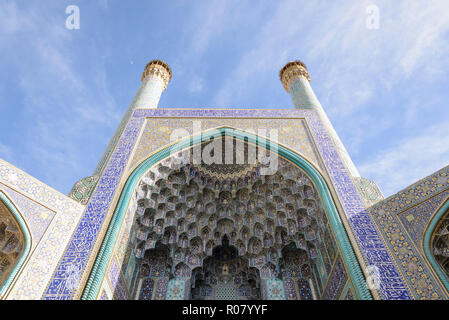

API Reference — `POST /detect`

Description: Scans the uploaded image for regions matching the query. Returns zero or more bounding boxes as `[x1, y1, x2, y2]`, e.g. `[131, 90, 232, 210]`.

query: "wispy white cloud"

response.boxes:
[0, 1, 34, 34]
[0, 1, 119, 192]
[188, 76, 204, 94]
[1, 1, 448, 197]
[172, 1, 271, 103]
[0, 143, 13, 161]
[189, 0, 233, 55]
[207, 0, 449, 195]
[359, 120, 449, 195]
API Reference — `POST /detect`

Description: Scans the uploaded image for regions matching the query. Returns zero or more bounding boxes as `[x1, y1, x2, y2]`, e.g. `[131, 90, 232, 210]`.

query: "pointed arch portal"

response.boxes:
[82, 127, 372, 300]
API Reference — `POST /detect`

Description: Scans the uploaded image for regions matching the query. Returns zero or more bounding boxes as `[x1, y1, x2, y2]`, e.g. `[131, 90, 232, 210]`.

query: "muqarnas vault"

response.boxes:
[1, 59, 449, 300]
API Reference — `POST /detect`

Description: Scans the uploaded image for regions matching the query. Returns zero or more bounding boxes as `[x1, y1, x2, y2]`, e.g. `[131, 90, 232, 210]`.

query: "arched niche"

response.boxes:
[189, 235, 262, 300]
[82, 127, 371, 300]
[0, 191, 31, 297]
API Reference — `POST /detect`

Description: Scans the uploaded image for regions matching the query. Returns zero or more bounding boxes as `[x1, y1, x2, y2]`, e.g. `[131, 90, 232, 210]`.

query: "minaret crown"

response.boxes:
[141, 59, 172, 90]
[279, 60, 310, 93]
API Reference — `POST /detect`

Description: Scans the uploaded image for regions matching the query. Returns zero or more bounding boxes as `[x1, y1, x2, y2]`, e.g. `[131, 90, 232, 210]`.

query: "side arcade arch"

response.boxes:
[82, 127, 372, 300]
[424, 198, 449, 292]
[0, 190, 31, 297]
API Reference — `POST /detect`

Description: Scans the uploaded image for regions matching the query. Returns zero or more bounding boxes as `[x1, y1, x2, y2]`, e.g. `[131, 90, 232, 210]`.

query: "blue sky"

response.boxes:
[1, 0, 449, 197]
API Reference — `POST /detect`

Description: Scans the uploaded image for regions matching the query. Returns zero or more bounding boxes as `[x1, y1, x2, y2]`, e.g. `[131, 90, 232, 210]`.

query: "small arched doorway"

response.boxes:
[190, 235, 261, 300]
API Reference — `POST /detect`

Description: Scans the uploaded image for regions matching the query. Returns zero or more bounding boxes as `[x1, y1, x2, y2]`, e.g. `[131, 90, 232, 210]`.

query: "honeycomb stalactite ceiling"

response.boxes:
[0, 198, 24, 288]
[131, 138, 328, 279]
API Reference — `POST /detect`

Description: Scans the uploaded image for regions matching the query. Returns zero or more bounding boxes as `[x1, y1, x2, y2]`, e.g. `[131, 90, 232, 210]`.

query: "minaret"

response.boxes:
[133, 60, 172, 109]
[93, 60, 172, 175]
[280, 61, 360, 178]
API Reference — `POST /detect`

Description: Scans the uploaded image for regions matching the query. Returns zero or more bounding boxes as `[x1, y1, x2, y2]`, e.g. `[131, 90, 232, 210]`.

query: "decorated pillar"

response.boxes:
[280, 61, 360, 178]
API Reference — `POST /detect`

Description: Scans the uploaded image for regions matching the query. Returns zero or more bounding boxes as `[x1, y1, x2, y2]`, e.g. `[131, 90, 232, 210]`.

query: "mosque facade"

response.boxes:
[0, 60, 448, 300]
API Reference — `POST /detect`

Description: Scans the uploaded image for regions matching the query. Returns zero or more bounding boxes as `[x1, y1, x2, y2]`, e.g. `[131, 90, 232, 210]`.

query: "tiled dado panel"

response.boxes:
[42, 108, 412, 299]
[0, 159, 84, 299]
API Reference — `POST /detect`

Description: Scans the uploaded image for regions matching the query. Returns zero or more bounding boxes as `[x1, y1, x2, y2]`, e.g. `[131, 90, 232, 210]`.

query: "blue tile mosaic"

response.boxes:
[41, 108, 413, 299]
